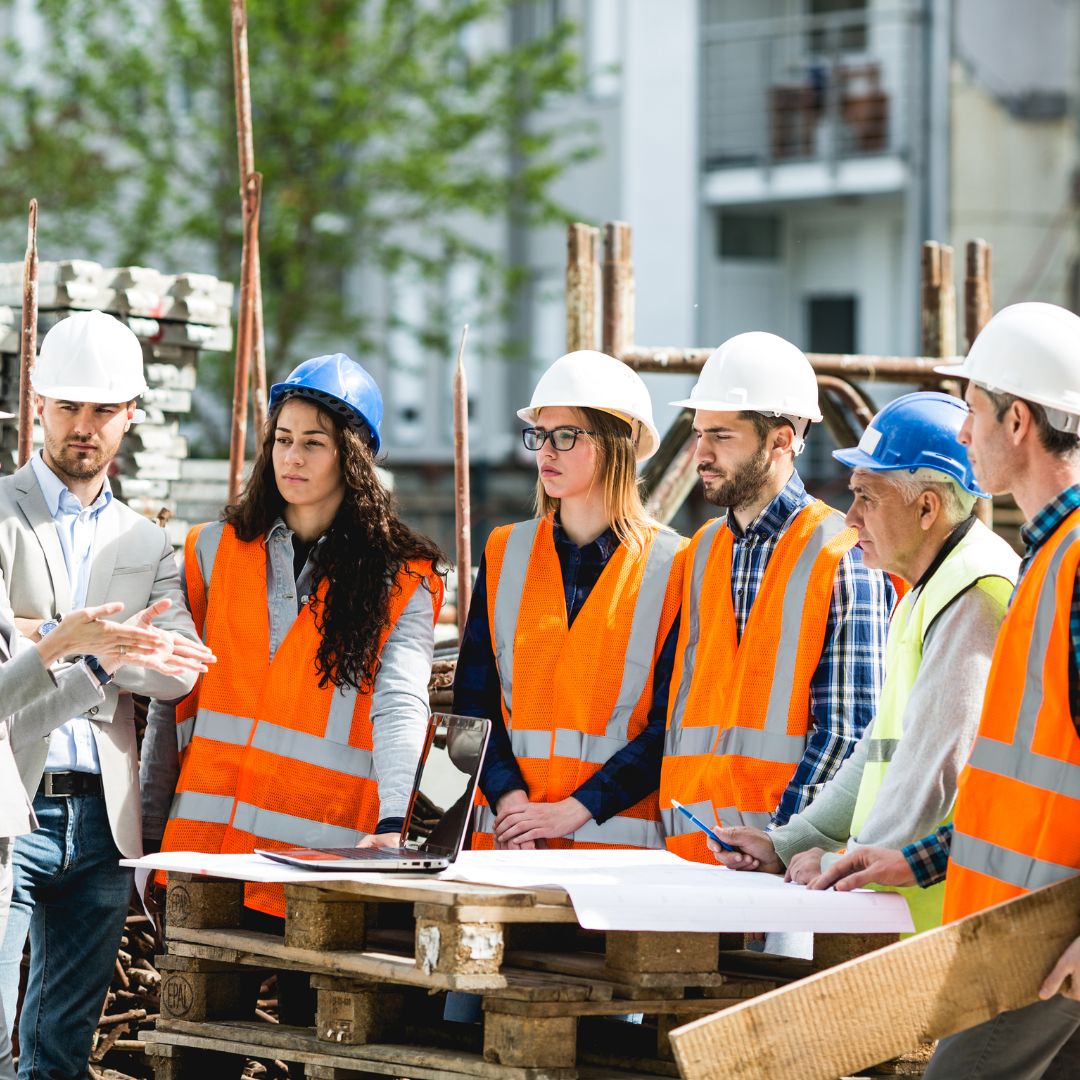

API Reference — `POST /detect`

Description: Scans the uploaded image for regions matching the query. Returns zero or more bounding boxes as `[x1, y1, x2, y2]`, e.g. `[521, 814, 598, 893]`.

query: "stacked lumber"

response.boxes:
[0, 261, 233, 543]
[139, 871, 918, 1079]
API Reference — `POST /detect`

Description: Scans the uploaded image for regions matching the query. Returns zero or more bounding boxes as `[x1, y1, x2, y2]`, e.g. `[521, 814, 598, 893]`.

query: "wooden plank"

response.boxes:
[166, 930, 603, 999]
[669, 874, 1080, 1080]
[146, 1019, 578, 1079]
[566, 223, 599, 353]
[507, 948, 729, 990]
[413, 902, 578, 925]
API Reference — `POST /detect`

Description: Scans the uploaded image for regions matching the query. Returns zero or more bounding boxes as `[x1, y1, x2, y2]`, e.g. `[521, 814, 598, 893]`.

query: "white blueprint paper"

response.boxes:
[123, 849, 914, 934]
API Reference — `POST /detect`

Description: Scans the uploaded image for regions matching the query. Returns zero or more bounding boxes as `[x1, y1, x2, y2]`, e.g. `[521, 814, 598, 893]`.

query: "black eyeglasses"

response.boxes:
[522, 426, 594, 452]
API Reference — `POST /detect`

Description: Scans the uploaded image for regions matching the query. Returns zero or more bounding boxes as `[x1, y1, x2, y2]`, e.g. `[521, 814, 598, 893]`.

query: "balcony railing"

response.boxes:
[701, 4, 925, 172]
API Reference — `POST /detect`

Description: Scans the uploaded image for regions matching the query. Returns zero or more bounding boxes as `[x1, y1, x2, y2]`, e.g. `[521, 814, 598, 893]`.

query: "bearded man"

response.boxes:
[659, 332, 893, 869]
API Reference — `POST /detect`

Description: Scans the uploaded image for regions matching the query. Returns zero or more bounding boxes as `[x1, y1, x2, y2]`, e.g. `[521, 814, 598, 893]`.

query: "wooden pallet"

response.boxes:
[150, 872, 921, 1078]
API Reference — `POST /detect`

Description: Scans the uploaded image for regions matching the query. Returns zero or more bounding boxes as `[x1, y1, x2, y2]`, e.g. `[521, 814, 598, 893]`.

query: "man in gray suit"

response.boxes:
[0, 592, 196, 1080]
[0, 314, 213, 1078]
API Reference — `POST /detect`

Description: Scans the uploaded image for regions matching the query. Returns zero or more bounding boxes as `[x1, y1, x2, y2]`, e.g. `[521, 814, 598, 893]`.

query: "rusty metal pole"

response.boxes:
[452, 325, 472, 642]
[231, 0, 267, 420]
[17, 199, 39, 467]
[228, 171, 263, 503]
[566, 224, 598, 352]
[602, 221, 634, 359]
[920, 241, 956, 361]
[965, 239, 994, 527]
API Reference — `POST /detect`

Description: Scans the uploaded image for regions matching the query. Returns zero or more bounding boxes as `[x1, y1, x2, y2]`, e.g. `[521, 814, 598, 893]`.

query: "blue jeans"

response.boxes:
[0, 793, 131, 1080]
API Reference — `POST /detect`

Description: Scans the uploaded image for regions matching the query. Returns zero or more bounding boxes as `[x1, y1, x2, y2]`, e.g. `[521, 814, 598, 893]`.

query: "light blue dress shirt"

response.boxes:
[30, 451, 112, 774]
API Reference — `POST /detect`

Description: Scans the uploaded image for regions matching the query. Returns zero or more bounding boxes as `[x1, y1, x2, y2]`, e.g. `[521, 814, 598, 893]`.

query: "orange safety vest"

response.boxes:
[159, 521, 443, 916]
[660, 501, 857, 863]
[471, 516, 685, 850]
[943, 508, 1080, 922]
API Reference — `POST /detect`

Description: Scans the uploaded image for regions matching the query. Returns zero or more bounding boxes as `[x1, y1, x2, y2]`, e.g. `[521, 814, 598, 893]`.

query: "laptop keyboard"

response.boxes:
[312, 846, 417, 860]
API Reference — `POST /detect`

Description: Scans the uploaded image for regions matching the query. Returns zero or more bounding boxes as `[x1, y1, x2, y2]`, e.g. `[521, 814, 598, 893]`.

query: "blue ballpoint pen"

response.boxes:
[669, 799, 736, 852]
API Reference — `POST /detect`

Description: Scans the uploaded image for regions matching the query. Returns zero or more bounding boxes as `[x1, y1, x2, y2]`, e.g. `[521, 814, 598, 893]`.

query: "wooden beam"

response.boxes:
[921, 241, 957, 360]
[566, 223, 598, 353]
[669, 874, 1080, 1080]
[964, 239, 993, 353]
[602, 221, 634, 358]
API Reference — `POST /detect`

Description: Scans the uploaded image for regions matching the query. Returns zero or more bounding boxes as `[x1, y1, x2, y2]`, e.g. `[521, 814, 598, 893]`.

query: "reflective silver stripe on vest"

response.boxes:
[250, 722, 375, 778]
[168, 790, 235, 825]
[666, 518, 726, 755]
[666, 508, 846, 766]
[965, 524, 1080, 801]
[606, 528, 682, 742]
[473, 803, 496, 835]
[570, 815, 665, 849]
[762, 509, 849, 740]
[866, 738, 900, 764]
[492, 519, 542, 717]
[325, 685, 361, 744]
[231, 802, 363, 847]
[951, 831, 1079, 893]
[660, 800, 771, 835]
[191, 522, 225, 645]
[179, 708, 256, 753]
[510, 728, 553, 760]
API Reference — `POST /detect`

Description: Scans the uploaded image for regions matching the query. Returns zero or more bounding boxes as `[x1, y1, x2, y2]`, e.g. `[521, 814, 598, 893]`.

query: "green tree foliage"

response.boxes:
[0, 0, 594, 382]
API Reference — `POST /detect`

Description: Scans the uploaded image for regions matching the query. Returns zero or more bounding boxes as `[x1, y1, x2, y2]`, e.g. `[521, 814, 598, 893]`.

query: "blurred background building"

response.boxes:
[3, 0, 1079, 553]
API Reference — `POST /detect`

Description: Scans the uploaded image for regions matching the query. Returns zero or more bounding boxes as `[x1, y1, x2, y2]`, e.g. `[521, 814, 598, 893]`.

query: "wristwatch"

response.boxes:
[38, 617, 61, 639]
[80, 655, 113, 687]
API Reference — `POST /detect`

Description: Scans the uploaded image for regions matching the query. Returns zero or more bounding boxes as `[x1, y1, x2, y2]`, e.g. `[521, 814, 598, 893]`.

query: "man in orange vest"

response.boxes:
[813, 302, 1080, 1077]
[659, 332, 893, 868]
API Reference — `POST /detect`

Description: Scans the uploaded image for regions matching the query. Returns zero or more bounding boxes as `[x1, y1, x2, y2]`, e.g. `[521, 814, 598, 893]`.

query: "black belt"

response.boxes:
[39, 772, 103, 797]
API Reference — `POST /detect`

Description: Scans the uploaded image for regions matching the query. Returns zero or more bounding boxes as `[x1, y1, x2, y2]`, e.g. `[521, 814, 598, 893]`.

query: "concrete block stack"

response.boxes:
[0, 260, 233, 545]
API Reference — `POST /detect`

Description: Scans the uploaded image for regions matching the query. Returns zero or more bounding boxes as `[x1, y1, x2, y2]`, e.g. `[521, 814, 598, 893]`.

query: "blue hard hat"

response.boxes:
[832, 391, 987, 498]
[269, 353, 383, 453]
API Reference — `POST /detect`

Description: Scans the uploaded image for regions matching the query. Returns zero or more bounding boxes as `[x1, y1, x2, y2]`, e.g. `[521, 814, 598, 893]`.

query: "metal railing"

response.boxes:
[700, 3, 925, 171]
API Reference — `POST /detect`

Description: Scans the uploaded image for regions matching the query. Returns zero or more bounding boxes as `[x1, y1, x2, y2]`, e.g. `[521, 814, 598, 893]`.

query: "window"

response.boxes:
[717, 213, 783, 260]
[808, 0, 867, 54]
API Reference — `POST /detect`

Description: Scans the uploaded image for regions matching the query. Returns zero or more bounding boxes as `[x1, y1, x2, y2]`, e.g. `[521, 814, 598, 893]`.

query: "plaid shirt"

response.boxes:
[726, 472, 893, 827]
[902, 483, 1080, 887]
[453, 518, 679, 823]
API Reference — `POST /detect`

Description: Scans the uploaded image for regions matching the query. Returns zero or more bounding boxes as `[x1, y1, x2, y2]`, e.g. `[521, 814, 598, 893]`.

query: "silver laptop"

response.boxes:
[256, 713, 490, 872]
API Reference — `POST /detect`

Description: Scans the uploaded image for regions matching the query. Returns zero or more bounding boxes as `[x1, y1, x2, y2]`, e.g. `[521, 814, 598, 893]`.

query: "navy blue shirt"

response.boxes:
[453, 519, 680, 823]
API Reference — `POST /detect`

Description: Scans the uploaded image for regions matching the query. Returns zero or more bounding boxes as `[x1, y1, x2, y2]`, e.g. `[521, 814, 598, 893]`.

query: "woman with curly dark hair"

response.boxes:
[141, 353, 445, 920]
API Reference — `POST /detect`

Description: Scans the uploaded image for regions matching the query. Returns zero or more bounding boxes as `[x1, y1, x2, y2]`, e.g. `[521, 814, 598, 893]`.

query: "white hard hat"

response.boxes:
[517, 350, 661, 461]
[670, 331, 823, 424]
[935, 302, 1080, 433]
[32, 310, 148, 404]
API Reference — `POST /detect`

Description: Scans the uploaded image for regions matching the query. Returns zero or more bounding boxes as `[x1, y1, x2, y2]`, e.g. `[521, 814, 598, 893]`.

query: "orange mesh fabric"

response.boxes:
[472, 516, 685, 849]
[944, 510, 1080, 922]
[160, 523, 443, 915]
[661, 503, 856, 863]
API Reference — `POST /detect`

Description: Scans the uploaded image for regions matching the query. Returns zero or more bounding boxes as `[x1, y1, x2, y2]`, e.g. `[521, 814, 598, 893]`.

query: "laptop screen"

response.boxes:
[401, 713, 489, 858]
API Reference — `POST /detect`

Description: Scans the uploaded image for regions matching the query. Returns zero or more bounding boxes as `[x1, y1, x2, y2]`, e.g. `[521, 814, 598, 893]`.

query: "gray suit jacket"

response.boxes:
[0, 462, 200, 857]
[0, 613, 105, 839]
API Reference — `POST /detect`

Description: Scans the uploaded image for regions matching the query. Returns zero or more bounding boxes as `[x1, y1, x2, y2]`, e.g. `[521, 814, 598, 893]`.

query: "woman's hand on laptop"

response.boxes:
[356, 832, 402, 849]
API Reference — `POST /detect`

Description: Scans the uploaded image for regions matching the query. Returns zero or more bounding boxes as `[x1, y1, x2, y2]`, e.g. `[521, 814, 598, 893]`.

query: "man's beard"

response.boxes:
[44, 437, 118, 483]
[701, 442, 771, 512]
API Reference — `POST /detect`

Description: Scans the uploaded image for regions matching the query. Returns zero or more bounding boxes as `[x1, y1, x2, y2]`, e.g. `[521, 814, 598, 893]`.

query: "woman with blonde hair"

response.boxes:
[455, 350, 686, 849]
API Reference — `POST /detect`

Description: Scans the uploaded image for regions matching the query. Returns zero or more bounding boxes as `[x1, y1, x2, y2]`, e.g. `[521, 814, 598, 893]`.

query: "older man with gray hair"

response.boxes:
[708, 392, 1019, 933]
